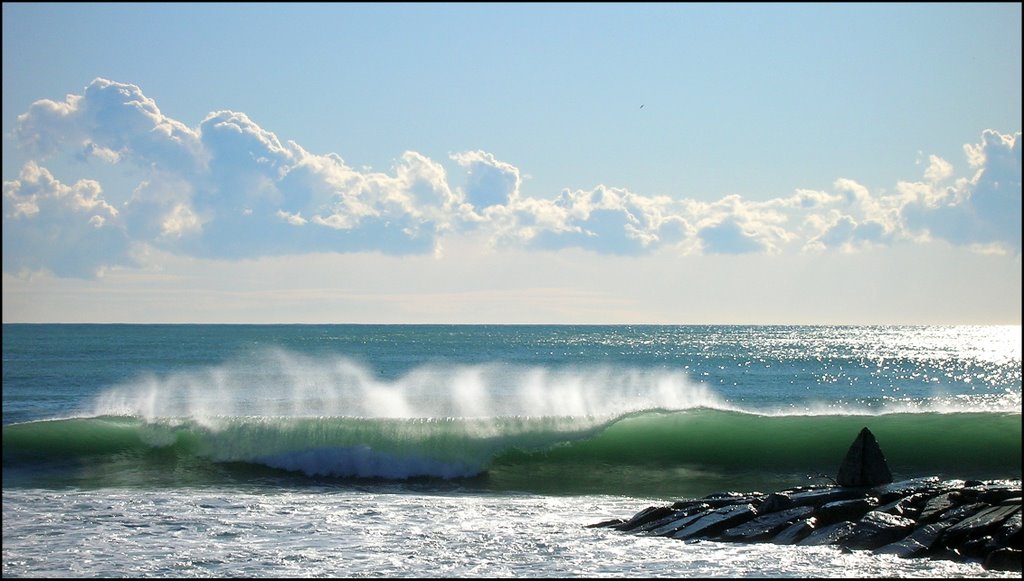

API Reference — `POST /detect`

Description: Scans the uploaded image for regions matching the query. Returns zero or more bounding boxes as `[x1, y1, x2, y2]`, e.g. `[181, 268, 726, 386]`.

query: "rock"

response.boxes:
[918, 492, 963, 523]
[786, 486, 865, 507]
[771, 517, 816, 545]
[615, 505, 675, 532]
[701, 491, 764, 508]
[938, 502, 988, 523]
[872, 476, 943, 499]
[960, 535, 997, 559]
[983, 548, 1022, 572]
[636, 502, 711, 534]
[980, 488, 1022, 504]
[836, 427, 892, 487]
[943, 504, 1020, 542]
[592, 476, 1021, 569]
[758, 492, 794, 514]
[720, 506, 815, 542]
[876, 492, 929, 519]
[673, 504, 758, 540]
[647, 511, 708, 537]
[993, 509, 1021, 550]
[871, 477, 944, 505]
[798, 521, 857, 546]
[842, 510, 917, 550]
[815, 497, 879, 526]
[874, 521, 954, 558]
[632, 511, 683, 533]
[873, 536, 929, 558]
[585, 518, 625, 528]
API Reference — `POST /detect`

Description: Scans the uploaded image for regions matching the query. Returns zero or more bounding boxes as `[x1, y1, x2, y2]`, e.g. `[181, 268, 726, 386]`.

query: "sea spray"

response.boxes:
[89, 348, 731, 422]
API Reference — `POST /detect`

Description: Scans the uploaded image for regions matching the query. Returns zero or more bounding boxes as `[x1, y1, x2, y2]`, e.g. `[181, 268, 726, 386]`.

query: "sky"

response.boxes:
[2, 2, 1021, 324]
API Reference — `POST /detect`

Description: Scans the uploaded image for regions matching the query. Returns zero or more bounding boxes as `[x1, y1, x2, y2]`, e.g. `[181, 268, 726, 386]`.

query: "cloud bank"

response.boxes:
[3, 78, 1021, 278]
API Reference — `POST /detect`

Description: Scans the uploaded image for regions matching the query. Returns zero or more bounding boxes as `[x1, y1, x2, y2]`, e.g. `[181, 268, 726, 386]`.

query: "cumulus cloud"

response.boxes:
[451, 150, 521, 210]
[698, 218, 766, 254]
[522, 186, 680, 255]
[2, 162, 133, 277]
[900, 130, 1021, 254]
[3, 78, 1021, 278]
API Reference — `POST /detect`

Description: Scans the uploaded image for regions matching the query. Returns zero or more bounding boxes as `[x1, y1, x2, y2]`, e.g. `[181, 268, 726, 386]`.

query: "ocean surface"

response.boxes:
[3, 324, 1021, 577]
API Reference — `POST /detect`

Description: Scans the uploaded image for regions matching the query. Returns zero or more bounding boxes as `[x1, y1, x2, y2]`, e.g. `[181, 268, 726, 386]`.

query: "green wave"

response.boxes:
[4, 409, 1020, 497]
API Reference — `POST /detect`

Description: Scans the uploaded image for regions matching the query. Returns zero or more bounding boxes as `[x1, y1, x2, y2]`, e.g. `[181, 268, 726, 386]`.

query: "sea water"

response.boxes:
[3, 324, 1021, 577]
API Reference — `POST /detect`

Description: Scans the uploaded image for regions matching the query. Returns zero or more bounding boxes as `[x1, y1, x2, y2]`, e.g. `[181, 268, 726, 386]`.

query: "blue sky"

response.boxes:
[2, 3, 1021, 324]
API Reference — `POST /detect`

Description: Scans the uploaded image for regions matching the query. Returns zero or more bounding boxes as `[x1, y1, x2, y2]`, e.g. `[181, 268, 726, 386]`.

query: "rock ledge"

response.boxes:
[589, 477, 1022, 572]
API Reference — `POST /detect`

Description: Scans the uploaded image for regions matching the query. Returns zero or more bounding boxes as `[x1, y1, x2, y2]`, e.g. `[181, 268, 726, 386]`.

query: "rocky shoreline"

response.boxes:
[589, 477, 1021, 572]
[589, 427, 1021, 573]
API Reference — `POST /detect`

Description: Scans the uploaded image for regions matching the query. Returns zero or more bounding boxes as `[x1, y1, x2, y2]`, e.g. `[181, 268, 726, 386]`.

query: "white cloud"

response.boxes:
[698, 218, 766, 254]
[901, 130, 1021, 254]
[15, 78, 202, 173]
[3, 78, 1021, 279]
[924, 154, 953, 183]
[2, 162, 133, 278]
[161, 203, 202, 238]
[451, 150, 521, 210]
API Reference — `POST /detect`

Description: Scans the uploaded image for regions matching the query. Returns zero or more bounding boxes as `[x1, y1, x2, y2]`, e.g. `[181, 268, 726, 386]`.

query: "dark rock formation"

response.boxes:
[843, 510, 917, 550]
[672, 503, 758, 540]
[590, 431, 1018, 570]
[771, 517, 816, 545]
[720, 506, 814, 542]
[836, 427, 892, 487]
[590, 478, 1023, 571]
[984, 548, 1023, 572]
[815, 497, 878, 525]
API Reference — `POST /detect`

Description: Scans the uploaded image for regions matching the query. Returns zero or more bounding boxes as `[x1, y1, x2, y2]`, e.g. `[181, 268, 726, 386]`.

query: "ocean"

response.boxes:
[2, 324, 1021, 577]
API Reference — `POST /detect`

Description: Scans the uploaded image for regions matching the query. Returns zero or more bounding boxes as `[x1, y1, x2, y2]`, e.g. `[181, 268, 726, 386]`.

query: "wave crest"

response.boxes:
[89, 349, 729, 421]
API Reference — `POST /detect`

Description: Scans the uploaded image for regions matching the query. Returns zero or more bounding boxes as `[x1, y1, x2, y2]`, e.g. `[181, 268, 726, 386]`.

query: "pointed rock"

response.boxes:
[836, 427, 893, 487]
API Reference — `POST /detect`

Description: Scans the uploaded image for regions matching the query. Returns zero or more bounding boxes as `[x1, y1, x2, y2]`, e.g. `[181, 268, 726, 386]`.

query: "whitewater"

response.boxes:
[3, 324, 1021, 577]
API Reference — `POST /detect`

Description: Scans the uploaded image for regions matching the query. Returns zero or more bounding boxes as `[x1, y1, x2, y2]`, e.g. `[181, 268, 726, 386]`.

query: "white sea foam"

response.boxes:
[90, 348, 730, 422]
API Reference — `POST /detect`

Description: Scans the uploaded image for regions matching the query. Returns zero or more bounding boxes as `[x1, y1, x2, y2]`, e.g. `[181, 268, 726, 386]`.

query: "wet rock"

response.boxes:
[701, 491, 764, 509]
[873, 521, 953, 558]
[670, 499, 707, 511]
[934, 501, 988, 528]
[635, 503, 711, 534]
[798, 521, 857, 546]
[673, 504, 758, 540]
[647, 511, 708, 537]
[871, 477, 943, 503]
[944, 503, 1020, 540]
[873, 536, 929, 558]
[585, 518, 625, 529]
[993, 509, 1021, 550]
[979, 488, 1022, 504]
[786, 486, 865, 507]
[815, 497, 879, 526]
[836, 427, 892, 487]
[758, 492, 794, 514]
[596, 477, 1021, 569]
[771, 517, 817, 545]
[983, 548, 1022, 572]
[720, 506, 815, 542]
[842, 511, 916, 550]
[615, 505, 675, 532]
[876, 492, 929, 519]
[960, 535, 997, 559]
[918, 492, 963, 524]
[929, 546, 963, 562]
[633, 510, 687, 534]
